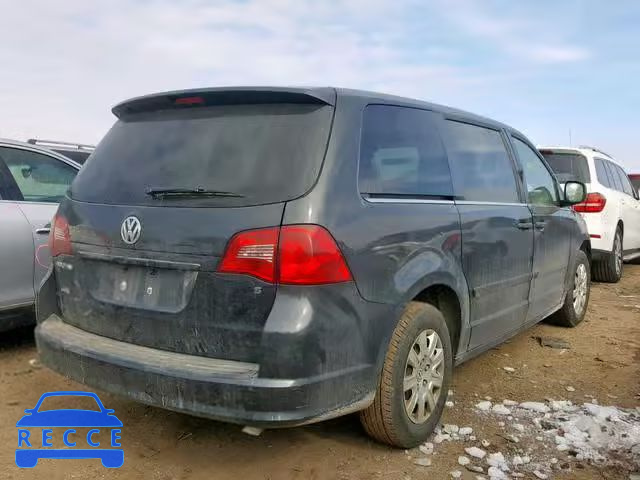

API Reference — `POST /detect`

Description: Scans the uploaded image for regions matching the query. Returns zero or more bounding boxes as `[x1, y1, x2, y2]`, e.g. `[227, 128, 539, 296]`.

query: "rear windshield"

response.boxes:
[540, 151, 591, 183]
[71, 103, 333, 207]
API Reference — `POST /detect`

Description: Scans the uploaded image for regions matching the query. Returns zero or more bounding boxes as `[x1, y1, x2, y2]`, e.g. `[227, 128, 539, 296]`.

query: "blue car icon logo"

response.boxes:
[16, 391, 123, 468]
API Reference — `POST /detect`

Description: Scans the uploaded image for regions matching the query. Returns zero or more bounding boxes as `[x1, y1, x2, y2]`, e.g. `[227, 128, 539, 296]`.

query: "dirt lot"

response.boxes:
[1, 266, 638, 480]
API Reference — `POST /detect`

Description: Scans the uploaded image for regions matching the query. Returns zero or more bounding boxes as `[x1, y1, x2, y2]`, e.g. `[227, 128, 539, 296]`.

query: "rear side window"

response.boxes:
[441, 121, 519, 203]
[612, 163, 634, 196]
[358, 105, 453, 198]
[603, 160, 623, 192]
[630, 175, 640, 192]
[594, 158, 612, 188]
[539, 151, 591, 183]
[54, 149, 91, 164]
[71, 103, 333, 207]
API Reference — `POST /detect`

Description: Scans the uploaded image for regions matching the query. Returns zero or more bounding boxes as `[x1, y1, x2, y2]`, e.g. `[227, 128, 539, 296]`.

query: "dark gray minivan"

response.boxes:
[36, 87, 591, 447]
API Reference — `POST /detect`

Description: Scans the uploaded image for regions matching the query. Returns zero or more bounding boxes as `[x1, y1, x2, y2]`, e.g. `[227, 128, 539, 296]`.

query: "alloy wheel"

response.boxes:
[573, 262, 588, 315]
[403, 329, 445, 424]
[614, 233, 623, 276]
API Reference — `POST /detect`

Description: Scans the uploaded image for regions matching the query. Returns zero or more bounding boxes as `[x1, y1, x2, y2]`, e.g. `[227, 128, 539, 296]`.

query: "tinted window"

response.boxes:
[71, 103, 333, 207]
[513, 138, 558, 205]
[594, 158, 612, 188]
[442, 121, 519, 203]
[630, 175, 640, 192]
[539, 151, 590, 183]
[604, 160, 623, 191]
[0, 159, 23, 200]
[53, 149, 91, 164]
[613, 164, 634, 196]
[0, 147, 77, 203]
[358, 105, 452, 197]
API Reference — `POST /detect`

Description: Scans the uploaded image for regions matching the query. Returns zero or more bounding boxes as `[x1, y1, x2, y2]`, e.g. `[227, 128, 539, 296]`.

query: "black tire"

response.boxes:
[360, 302, 453, 448]
[549, 250, 591, 327]
[592, 227, 623, 283]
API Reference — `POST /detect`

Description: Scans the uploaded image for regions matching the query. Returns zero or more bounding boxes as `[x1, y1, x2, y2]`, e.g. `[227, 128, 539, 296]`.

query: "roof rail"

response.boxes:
[27, 139, 95, 150]
[578, 145, 614, 159]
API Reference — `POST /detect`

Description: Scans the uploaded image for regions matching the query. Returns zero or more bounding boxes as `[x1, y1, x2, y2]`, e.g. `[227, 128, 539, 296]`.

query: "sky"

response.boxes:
[1, 0, 639, 170]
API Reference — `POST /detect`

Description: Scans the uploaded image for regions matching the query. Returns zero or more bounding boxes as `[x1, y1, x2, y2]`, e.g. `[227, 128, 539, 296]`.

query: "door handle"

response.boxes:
[36, 223, 51, 234]
[534, 221, 546, 231]
[515, 220, 533, 230]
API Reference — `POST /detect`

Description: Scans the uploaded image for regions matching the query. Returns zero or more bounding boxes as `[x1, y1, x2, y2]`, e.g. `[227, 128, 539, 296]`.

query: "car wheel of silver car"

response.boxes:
[360, 302, 453, 448]
[592, 227, 623, 283]
[550, 249, 591, 328]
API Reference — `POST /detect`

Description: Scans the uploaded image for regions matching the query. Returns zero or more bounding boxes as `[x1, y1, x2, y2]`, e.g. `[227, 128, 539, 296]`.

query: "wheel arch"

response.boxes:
[374, 273, 470, 375]
[580, 239, 591, 261]
[412, 285, 463, 358]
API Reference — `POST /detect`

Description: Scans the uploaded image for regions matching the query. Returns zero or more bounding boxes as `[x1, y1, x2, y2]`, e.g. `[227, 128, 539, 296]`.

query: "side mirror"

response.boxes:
[563, 181, 587, 205]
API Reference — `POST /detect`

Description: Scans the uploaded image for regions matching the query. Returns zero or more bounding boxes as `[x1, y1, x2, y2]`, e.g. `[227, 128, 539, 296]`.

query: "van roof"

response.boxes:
[113, 86, 519, 134]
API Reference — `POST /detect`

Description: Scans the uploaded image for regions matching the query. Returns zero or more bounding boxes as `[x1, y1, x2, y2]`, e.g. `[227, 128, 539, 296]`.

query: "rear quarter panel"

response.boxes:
[283, 95, 470, 366]
[560, 207, 590, 300]
[591, 184, 620, 251]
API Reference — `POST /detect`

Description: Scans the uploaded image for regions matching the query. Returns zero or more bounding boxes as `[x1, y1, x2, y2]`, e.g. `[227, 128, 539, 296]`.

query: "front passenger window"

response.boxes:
[512, 138, 558, 206]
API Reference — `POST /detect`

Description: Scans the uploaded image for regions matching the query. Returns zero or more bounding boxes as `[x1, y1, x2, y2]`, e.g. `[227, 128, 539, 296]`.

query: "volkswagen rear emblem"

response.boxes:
[121, 216, 142, 245]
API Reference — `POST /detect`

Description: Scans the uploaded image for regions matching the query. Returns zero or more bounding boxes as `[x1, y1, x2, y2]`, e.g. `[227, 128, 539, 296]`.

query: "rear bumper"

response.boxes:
[36, 314, 377, 427]
[578, 212, 614, 252]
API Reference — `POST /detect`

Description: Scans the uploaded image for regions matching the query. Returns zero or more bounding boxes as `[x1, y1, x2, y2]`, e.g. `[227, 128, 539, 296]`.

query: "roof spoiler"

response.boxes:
[112, 87, 336, 118]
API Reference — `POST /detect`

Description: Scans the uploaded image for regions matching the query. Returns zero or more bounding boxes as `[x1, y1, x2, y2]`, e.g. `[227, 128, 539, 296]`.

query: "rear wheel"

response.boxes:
[549, 250, 590, 327]
[360, 302, 452, 448]
[592, 227, 623, 283]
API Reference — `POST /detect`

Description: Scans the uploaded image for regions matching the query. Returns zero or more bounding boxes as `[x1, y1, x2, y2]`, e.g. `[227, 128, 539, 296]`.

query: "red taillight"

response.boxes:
[218, 225, 352, 285]
[174, 96, 204, 106]
[49, 214, 72, 256]
[573, 192, 606, 213]
[278, 225, 352, 285]
[218, 228, 278, 282]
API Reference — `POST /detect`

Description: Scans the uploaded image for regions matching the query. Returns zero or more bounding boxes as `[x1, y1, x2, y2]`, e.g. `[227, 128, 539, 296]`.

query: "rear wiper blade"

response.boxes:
[145, 187, 244, 199]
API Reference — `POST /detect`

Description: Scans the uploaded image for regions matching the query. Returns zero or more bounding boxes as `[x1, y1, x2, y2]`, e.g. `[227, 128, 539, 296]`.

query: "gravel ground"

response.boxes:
[1, 265, 638, 480]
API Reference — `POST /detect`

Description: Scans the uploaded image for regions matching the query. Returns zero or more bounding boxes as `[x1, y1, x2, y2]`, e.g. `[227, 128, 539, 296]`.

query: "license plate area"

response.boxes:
[90, 263, 197, 313]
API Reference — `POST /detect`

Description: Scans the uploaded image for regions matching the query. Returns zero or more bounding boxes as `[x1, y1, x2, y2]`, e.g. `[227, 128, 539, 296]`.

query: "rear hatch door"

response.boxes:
[55, 89, 335, 363]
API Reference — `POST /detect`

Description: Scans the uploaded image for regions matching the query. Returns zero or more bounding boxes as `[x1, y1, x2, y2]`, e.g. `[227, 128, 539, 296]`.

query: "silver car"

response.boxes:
[0, 139, 80, 330]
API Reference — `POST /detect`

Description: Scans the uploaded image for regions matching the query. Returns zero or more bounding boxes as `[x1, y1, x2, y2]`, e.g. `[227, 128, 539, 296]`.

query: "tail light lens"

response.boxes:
[49, 214, 72, 256]
[573, 192, 607, 213]
[218, 228, 278, 282]
[278, 225, 352, 284]
[218, 225, 352, 285]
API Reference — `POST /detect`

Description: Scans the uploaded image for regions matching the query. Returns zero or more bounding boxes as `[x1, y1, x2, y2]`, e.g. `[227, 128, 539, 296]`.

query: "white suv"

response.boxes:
[540, 146, 640, 283]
